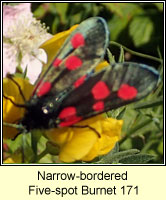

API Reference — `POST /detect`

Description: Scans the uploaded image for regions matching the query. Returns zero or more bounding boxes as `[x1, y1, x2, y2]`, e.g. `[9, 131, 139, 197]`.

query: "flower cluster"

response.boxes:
[3, 3, 52, 84]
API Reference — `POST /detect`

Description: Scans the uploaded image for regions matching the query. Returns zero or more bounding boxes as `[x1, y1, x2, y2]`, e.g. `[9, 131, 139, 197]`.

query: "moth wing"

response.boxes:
[32, 17, 109, 98]
[57, 62, 159, 127]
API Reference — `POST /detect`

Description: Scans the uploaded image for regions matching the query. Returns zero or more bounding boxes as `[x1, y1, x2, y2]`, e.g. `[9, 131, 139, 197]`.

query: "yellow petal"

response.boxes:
[45, 127, 74, 146]
[40, 25, 78, 67]
[82, 118, 123, 161]
[59, 127, 98, 163]
[95, 61, 109, 72]
[98, 134, 119, 155]
[3, 77, 34, 139]
[101, 118, 123, 137]
[45, 126, 98, 163]
[82, 140, 100, 161]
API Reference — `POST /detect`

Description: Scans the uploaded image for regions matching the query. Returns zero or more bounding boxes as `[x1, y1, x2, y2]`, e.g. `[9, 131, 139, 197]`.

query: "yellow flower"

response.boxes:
[3, 77, 34, 139]
[45, 115, 123, 163]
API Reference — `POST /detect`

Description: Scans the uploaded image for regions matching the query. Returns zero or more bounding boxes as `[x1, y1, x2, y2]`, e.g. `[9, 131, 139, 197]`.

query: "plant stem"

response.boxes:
[110, 41, 162, 63]
[35, 149, 48, 163]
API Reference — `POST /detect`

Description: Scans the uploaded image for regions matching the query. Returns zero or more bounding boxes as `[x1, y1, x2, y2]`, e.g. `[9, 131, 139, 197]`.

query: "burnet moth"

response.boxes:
[4, 17, 160, 133]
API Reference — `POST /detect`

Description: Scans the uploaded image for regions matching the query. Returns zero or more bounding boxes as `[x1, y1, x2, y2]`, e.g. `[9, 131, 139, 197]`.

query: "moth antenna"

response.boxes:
[3, 94, 27, 108]
[7, 74, 27, 102]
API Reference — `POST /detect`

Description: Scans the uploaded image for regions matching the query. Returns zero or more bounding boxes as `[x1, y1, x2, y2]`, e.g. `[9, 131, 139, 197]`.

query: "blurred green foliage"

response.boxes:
[32, 2, 163, 59]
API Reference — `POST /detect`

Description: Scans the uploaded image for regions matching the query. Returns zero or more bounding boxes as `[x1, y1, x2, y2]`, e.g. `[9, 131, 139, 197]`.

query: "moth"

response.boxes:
[4, 17, 160, 132]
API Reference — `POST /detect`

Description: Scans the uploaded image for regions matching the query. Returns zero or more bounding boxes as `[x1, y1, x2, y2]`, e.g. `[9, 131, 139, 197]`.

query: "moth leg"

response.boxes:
[71, 125, 101, 138]
[3, 121, 25, 130]
[3, 94, 26, 108]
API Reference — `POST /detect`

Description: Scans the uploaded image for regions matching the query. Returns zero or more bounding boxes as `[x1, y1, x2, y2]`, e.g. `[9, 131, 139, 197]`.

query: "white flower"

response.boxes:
[3, 3, 52, 84]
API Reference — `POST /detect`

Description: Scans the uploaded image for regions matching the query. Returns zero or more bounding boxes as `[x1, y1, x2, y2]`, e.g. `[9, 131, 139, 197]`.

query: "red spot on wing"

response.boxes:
[93, 101, 104, 111]
[118, 84, 137, 100]
[59, 116, 82, 127]
[91, 81, 110, 100]
[37, 81, 52, 97]
[71, 33, 85, 48]
[65, 56, 82, 70]
[58, 106, 82, 127]
[74, 75, 86, 88]
[59, 107, 77, 119]
[53, 58, 62, 68]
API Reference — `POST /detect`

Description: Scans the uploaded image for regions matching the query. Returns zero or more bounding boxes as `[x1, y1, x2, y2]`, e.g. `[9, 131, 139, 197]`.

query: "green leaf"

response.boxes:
[52, 16, 60, 33]
[108, 15, 129, 41]
[33, 4, 46, 18]
[107, 3, 143, 41]
[127, 118, 152, 136]
[107, 106, 126, 119]
[141, 139, 160, 154]
[157, 140, 163, 155]
[129, 15, 154, 47]
[117, 107, 126, 119]
[101, 3, 142, 18]
[54, 3, 69, 24]
[31, 130, 42, 154]
[6, 134, 24, 153]
[110, 143, 120, 155]
[98, 149, 140, 164]
[30, 130, 43, 162]
[101, 3, 124, 17]
[119, 153, 155, 164]
[46, 141, 60, 155]
[106, 48, 115, 64]
[134, 97, 163, 109]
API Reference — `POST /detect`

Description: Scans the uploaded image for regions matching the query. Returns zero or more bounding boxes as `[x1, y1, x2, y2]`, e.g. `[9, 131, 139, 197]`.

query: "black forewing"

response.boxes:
[32, 17, 109, 97]
[57, 62, 159, 125]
